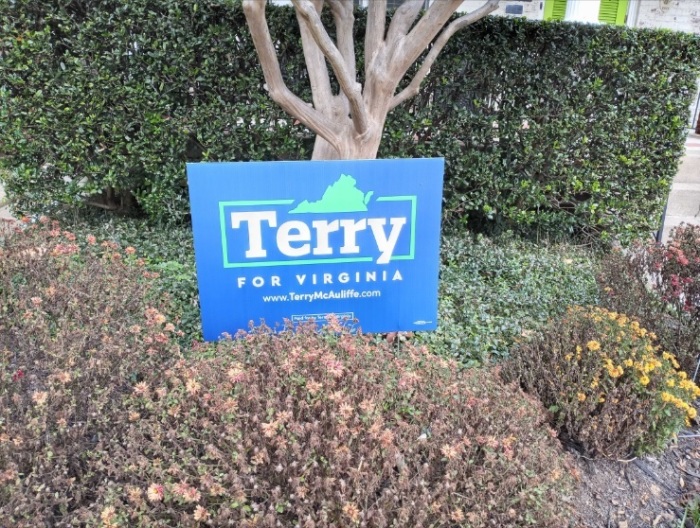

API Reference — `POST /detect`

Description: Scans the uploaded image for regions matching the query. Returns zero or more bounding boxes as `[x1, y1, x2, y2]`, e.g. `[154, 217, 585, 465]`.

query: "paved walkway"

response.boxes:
[661, 132, 700, 241]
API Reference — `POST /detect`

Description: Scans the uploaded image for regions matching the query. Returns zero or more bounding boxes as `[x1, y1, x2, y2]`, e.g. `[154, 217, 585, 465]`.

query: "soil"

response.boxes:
[569, 419, 700, 528]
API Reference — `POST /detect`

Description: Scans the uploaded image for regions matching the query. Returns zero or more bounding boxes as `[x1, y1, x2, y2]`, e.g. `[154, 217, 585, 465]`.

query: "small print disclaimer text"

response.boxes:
[291, 312, 354, 323]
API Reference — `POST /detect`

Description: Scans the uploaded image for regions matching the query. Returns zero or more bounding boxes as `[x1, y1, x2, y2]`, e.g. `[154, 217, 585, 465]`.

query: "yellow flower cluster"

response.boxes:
[603, 358, 624, 379]
[565, 345, 583, 363]
[558, 306, 700, 449]
[680, 378, 700, 399]
[661, 391, 698, 420]
[629, 320, 648, 338]
[586, 340, 601, 352]
[565, 308, 700, 425]
[575, 309, 689, 390]
[663, 351, 681, 369]
[636, 356, 662, 374]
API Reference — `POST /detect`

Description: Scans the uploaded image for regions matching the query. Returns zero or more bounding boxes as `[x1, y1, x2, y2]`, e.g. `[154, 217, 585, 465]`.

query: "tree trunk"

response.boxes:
[311, 91, 390, 160]
[311, 122, 384, 160]
[243, 0, 501, 163]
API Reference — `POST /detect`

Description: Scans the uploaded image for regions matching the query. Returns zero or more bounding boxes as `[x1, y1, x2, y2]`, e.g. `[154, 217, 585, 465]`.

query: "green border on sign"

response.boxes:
[376, 196, 416, 261]
[219, 196, 416, 268]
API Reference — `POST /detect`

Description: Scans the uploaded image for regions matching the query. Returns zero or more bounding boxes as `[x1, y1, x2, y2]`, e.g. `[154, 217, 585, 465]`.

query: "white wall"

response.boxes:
[457, 0, 544, 20]
[632, 0, 700, 34]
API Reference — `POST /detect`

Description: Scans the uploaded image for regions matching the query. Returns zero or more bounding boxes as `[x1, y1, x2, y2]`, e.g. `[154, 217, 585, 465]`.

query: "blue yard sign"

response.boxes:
[187, 158, 444, 340]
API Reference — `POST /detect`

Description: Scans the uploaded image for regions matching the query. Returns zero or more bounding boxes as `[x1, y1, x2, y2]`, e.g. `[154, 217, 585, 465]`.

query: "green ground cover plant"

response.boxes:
[0, 220, 575, 527]
[419, 232, 598, 364]
[506, 306, 700, 458]
[56, 216, 598, 363]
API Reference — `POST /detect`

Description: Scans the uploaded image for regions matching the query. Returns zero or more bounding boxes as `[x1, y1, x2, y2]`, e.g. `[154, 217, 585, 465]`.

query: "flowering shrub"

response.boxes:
[80, 322, 573, 527]
[3, 315, 576, 525]
[0, 219, 181, 525]
[598, 224, 700, 375]
[506, 306, 700, 458]
[1, 219, 575, 527]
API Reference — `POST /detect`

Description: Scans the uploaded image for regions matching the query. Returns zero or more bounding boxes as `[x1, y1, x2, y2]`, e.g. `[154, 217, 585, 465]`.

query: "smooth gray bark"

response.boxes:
[242, 0, 501, 160]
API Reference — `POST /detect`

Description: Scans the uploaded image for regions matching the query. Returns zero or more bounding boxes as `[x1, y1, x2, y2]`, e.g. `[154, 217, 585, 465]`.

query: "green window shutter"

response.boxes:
[598, 0, 628, 25]
[543, 0, 568, 21]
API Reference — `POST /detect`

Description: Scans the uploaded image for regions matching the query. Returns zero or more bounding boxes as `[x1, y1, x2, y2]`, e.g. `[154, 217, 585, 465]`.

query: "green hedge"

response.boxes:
[390, 19, 700, 241]
[0, 0, 313, 220]
[1, 1, 699, 240]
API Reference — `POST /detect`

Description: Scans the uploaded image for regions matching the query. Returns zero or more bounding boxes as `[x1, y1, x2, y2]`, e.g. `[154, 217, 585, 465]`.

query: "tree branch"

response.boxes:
[242, 0, 341, 150]
[328, 0, 356, 80]
[390, 0, 501, 109]
[292, 0, 369, 137]
[328, 0, 356, 120]
[386, 0, 425, 44]
[295, 0, 334, 114]
[390, 0, 463, 77]
[364, 0, 386, 79]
